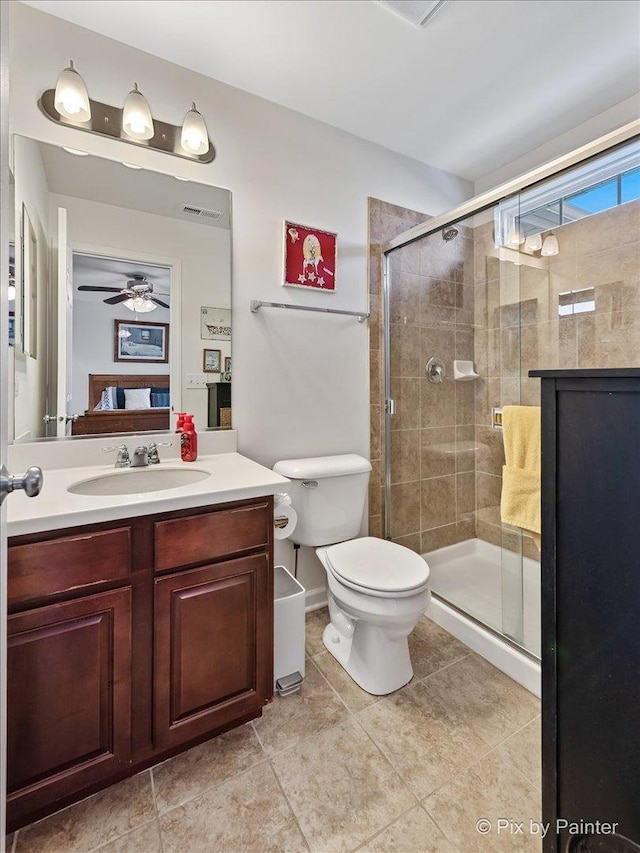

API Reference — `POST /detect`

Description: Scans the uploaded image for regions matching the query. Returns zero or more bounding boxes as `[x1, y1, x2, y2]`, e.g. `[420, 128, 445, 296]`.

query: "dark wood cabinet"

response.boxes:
[7, 588, 132, 827]
[7, 496, 274, 832]
[533, 369, 640, 853]
[154, 553, 270, 748]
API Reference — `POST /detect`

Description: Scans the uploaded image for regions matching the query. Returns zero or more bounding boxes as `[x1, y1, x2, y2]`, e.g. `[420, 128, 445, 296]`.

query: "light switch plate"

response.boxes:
[186, 373, 209, 389]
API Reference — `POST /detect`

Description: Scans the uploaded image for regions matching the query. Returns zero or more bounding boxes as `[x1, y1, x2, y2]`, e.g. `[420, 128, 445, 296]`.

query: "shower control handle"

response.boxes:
[426, 357, 446, 383]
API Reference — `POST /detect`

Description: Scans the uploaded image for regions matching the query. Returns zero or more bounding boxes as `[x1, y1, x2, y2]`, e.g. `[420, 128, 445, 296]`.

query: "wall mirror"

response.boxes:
[9, 135, 232, 442]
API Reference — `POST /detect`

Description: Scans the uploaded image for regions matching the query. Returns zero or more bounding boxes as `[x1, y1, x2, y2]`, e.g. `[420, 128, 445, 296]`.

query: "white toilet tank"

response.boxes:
[273, 454, 372, 547]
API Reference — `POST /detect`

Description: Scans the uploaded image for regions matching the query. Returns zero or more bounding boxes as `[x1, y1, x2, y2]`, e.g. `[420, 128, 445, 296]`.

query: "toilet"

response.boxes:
[273, 454, 431, 695]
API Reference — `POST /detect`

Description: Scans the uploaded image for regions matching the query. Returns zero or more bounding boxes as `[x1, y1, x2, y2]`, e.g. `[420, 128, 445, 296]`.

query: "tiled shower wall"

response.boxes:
[371, 195, 640, 560]
[368, 199, 477, 553]
[473, 197, 640, 561]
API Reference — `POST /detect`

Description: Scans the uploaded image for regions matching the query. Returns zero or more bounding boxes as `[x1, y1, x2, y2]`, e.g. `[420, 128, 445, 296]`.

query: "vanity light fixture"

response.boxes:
[541, 233, 560, 257]
[507, 219, 525, 246]
[39, 69, 214, 163]
[122, 83, 154, 141]
[180, 103, 210, 156]
[524, 233, 543, 253]
[54, 60, 91, 122]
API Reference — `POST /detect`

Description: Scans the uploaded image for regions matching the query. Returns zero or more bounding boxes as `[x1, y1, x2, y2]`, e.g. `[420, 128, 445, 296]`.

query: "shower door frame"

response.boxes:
[381, 119, 640, 541]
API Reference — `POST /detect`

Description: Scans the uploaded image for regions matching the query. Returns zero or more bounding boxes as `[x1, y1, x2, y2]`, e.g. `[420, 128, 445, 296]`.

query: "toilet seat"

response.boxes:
[324, 537, 430, 597]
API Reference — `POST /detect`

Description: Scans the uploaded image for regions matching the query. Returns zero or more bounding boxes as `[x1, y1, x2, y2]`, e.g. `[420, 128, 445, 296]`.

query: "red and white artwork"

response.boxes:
[283, 221, 337, 292]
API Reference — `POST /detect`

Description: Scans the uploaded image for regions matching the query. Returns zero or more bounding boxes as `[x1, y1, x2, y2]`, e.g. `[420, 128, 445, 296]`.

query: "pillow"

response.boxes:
[116, 387, 126, 409]
[94, 387, 117, 411]
[124, 387, 151, 409]
[151, 392, 170, 408]
[150, 386, 170, 395]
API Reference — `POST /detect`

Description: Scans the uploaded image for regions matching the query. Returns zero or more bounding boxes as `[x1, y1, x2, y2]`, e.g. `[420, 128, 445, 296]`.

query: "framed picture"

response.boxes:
[283, 220, 337, 292]
[201, 306, 231, 340]
[203, 348, 222, 372]
[114, 319, 169, 363]
[224, 356, 232, 373]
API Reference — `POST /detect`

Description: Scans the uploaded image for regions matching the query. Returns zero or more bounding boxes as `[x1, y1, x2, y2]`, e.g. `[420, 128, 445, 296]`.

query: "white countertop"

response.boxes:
[8, 452, 290, 537]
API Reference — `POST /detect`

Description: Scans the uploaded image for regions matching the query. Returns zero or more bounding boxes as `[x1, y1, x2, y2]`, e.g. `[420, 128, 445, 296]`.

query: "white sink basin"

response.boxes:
[68, 467, 211, 496]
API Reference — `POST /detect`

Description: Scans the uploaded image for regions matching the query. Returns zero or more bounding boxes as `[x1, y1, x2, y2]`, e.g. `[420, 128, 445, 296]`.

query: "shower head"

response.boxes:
[442, 226, 458, 242]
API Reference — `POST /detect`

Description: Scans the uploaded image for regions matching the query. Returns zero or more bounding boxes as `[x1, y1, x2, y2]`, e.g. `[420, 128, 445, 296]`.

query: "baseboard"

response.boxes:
[305, 586, 327, 612]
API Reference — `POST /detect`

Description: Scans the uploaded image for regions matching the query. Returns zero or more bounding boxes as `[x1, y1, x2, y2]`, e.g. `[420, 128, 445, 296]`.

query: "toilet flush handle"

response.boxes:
[302, 480, 318, 488]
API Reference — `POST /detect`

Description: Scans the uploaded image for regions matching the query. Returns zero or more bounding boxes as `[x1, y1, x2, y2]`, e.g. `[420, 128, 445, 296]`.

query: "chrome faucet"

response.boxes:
[131, 446, 150, 468]
[103, 445, 131, 468]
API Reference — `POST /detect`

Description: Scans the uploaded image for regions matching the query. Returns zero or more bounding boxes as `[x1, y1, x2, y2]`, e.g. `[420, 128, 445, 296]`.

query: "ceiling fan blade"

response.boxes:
[78, 285, 123, 293]
[103, 294, 129, 305]
[151, 297, 170, 309]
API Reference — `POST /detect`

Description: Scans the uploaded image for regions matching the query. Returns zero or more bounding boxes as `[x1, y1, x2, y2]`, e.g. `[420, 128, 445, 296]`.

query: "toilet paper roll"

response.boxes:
[274, 504, 298, 539]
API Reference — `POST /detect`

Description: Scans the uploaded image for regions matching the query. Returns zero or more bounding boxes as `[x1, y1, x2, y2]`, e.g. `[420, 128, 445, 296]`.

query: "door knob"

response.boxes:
[0, 465, 44, 504]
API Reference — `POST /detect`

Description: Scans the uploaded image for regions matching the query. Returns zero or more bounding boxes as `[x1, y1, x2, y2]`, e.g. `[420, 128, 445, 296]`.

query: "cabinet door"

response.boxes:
[7, 588, 132, 826]
[154, 553, 272, 749]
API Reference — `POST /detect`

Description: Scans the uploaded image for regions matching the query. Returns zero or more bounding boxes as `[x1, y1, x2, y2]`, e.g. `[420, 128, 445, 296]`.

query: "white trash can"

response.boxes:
[274, 565, 305, 695]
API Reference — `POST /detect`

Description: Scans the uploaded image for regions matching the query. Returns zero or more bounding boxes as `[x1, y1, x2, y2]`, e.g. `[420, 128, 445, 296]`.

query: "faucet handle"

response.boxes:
[147, 441, 172, 464]
[102, 445, 130, 468]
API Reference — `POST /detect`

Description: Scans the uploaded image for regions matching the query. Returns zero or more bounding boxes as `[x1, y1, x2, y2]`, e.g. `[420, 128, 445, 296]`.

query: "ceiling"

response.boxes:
[73, 254, 171, 305]
[35, 139, 232, 229]
[22, 0, 640, 181]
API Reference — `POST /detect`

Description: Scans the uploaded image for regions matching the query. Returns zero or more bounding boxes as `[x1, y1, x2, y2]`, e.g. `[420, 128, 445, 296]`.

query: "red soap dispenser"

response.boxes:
[181, 414, 198, 462]
[175, 412, 186, 433]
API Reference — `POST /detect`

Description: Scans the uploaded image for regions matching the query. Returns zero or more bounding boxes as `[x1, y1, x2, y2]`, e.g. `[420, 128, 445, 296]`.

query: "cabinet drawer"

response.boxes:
[154, 501, 271, 571]
[8, 527, 131, 608]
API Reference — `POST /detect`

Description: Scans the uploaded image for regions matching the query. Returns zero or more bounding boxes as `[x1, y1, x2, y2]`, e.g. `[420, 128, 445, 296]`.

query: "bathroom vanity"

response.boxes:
[5, 449, 288, 832]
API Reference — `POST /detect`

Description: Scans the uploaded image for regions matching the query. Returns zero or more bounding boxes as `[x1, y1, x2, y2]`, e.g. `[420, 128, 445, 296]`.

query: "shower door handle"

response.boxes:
[385, 399, 396, 415]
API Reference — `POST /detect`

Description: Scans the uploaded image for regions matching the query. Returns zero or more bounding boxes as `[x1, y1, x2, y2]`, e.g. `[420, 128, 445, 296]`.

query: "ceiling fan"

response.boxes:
[77, 274, 170, 312]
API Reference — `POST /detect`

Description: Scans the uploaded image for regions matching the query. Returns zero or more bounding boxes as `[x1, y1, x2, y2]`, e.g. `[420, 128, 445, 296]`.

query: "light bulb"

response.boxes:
[124, 296, 156, 313]
[54, 60, 91, 122]
[507, 222, 525, 246]
[180, 103, 209, 156]
[122, 83, 154, 141]
[524, 233, 543, 253]
[541, 234, 559, 257]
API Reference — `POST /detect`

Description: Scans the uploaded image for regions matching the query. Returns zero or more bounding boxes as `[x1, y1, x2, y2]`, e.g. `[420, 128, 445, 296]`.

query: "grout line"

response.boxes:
[268, 760, 312, 853]
[420, 799, 463, 852]
[249, 717, 266, 753]
[89, 818, 158, 853]
[419, 652, 472, 683]
[10, 831, 18, 853]
[351, 801, 420, 852]
[148, 768, 164, 853]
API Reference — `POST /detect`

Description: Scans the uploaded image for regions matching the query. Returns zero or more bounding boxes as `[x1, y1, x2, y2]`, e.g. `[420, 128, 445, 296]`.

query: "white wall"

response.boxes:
[49, 191, 229, 425]
[474, 94, 640, 194]
[8, 3, 472, 594]
[11, 134, 50, 441]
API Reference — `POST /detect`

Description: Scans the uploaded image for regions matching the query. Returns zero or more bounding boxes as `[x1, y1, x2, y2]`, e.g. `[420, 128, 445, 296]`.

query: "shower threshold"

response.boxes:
[424, 538, 541, 697]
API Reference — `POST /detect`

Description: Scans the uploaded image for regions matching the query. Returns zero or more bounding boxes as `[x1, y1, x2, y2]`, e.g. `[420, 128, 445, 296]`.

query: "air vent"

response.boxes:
[377, 0, 449, 28]
[179, 203, 224, 222]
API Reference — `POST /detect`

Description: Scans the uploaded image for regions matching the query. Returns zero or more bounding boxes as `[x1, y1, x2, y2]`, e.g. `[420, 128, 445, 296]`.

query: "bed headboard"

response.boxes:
[88, 374, 170, 410]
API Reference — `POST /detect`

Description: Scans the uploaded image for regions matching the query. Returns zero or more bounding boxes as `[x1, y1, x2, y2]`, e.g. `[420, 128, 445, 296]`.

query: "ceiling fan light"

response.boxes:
[122, 83, 154, 141]
[180, 103, 209, 156]
[54, 60, 91, 122]
[124, 296, 157, 313]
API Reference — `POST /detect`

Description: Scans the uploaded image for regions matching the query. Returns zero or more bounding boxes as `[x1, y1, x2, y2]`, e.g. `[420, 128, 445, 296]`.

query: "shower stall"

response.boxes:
[370, 124, 640, 692]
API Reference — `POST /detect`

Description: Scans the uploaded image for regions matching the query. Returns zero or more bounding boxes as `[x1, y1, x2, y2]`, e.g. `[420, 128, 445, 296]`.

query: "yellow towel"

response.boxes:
[500, 405, 541, 549]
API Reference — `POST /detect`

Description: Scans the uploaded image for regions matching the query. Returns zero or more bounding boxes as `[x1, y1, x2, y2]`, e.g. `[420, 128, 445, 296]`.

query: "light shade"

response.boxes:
[122, 84, 154, 141]
[507, 221, 525, 246]
[181, 103, 210, 156]
[541, 234, 560, 257]
[54, 61, 91, 122]
[124, 296, 157, 313]
[524, 233, 543, 253]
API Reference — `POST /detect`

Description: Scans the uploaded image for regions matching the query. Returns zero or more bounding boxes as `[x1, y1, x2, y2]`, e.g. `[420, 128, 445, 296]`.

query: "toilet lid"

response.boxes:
[325, 537, 430, 593]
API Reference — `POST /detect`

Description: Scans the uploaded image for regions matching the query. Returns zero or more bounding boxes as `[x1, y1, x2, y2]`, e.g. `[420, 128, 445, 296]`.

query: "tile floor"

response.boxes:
[9, 610, 542, 853]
